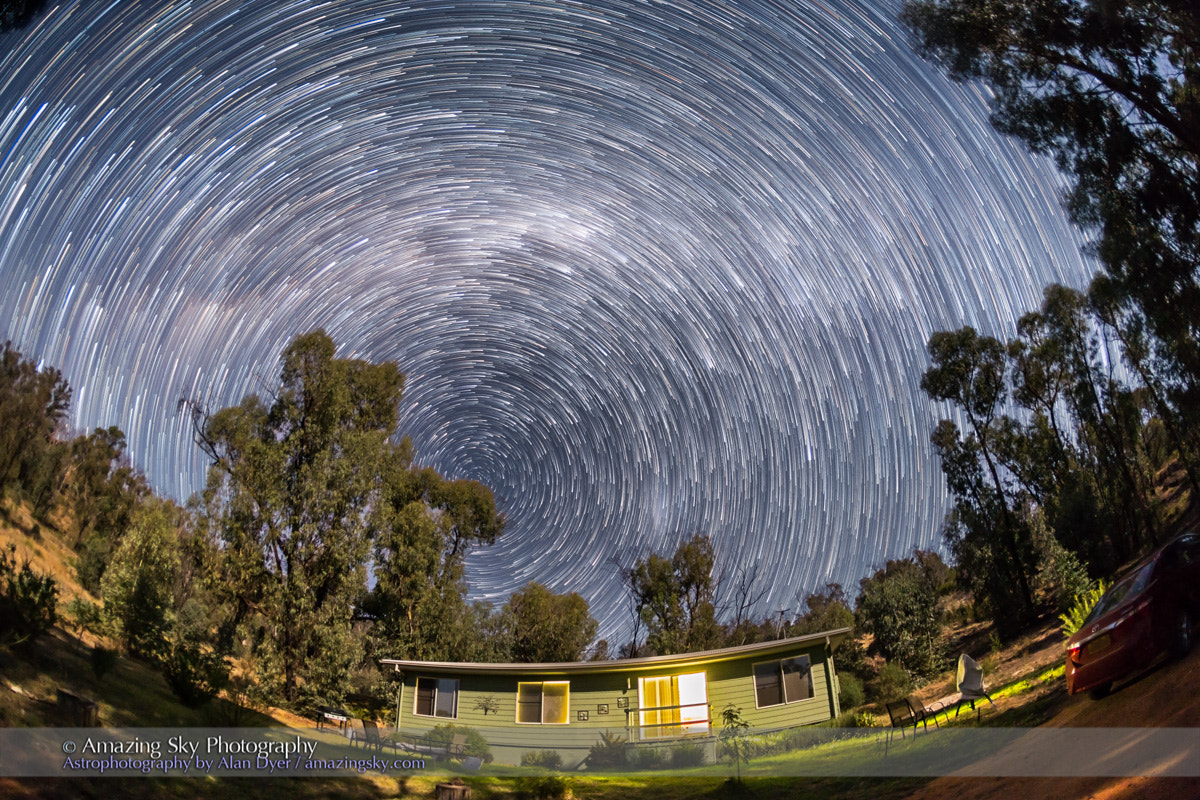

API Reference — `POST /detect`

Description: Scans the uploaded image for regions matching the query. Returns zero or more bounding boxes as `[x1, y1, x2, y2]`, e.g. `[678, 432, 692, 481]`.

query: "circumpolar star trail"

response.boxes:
[0, 0, 1092, 639]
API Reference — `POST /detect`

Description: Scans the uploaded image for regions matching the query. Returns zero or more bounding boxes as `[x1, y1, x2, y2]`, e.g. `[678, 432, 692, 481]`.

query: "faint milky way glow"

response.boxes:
[0, 0, 1092, 638]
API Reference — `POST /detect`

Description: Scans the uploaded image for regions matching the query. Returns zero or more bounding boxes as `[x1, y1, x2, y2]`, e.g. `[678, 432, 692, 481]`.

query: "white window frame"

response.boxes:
[751, 655, 815, 709]
[413, 676, 460, 719]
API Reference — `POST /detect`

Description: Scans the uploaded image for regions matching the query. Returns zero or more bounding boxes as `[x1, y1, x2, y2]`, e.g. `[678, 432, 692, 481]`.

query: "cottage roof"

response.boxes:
[380, 627, 851, 676]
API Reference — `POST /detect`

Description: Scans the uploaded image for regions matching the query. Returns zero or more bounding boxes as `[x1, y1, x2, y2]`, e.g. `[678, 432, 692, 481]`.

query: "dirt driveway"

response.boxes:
[903, 645, 1200, 800]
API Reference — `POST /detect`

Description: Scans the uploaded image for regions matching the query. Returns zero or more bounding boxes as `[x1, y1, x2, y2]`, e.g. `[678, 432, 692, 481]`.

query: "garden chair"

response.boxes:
[884, 695, 938, 755]
[355, 719, 397, 753]
[954, 653, 995, 718]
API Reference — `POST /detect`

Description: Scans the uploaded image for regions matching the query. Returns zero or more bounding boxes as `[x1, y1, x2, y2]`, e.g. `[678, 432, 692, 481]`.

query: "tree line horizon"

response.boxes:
[3, 0, 1198, 717]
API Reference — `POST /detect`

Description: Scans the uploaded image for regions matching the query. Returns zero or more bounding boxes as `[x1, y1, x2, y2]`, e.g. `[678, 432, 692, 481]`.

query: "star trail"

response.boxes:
[0, 0, 1093, 639]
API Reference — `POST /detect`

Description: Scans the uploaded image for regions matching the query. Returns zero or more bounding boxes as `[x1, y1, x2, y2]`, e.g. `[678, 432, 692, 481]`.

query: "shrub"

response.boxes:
[161, 639, 229, 708]
[587, 730, 627, 769]
[521, 750, 563, 771]
[75, 534, 111, 596]
[856, 554, 945, 677]
[628, 746, 666, 770]
[65, 596, 104, 635]
[867, 661, 911, 703]
[837, 672, 865, 710]
[514, 776, 572, 799]
[217, 672, 260, 726]
[91, 645, 118, 681]
[0, 544, 57, 646]
[670, 741, 706, 767]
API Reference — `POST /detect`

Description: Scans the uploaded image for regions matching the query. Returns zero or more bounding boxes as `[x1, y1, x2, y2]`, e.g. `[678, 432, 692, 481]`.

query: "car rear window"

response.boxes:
[1083, 562, 1155, 625]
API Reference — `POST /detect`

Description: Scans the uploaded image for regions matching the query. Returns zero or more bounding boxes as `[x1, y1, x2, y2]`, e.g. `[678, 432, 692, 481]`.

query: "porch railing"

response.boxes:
[624, 701, 712, 741]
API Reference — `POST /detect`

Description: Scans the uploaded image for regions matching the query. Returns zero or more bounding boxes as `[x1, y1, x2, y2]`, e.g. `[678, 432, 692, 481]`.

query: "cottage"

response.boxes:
[380, 627, 850, 768]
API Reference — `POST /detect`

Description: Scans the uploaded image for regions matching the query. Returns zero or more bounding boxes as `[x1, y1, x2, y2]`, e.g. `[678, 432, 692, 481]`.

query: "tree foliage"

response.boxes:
[922, 327, 1038, 624]
[193, 330, 504, 703]
[0, 341, 70, 505]
[365, 455, 506, 663]
[855, 552, 947, 678]
[193, 330, 405, 702]
[69, 427, 148, 593]
[922, 280, 1170, 633]
[0, 0, 47, 33]
[0, 544, 57, 647]
[903, 0, 1200, 474]
[625, 533, 723, 656]
[502, 582, 598, 663]
[100, 498, 181, 659]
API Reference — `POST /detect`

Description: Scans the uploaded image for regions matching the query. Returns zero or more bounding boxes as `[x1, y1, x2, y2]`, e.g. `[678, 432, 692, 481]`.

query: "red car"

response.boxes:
[1065, 532, 1200, 698]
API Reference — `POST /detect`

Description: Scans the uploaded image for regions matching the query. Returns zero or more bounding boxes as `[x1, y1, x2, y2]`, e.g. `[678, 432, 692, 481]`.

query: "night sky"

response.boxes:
[0, 0, 1093, 639]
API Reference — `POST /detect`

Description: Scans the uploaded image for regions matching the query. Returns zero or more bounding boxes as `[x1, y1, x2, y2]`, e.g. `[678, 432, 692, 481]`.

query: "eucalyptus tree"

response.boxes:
[902, 0, 1200, 427]
[192, 330, 405, 703]
[922, 327, 1037, 621]
[502, 581, 598, 663]
[626, 533, 723, 656]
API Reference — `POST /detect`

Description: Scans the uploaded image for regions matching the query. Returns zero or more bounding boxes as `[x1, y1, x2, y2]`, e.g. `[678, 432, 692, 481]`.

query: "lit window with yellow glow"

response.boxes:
[516, 681, 570, 724]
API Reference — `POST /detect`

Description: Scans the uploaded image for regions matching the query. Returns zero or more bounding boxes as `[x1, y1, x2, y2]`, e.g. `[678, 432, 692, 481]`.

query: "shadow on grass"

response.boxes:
[1, 627, 280, 728]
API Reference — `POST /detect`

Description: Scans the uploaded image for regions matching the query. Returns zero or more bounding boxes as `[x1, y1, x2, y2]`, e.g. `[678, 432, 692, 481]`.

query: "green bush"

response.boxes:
[837, 672, 865, 710]
[65, 596, 104, 635]
[161, 639, 229, 708]
[0, 544, 57, 646]
[587, 730, 626, 769]
[868, 661, 912, 703]
[520, 749, 563, 771]
[670, 741, 707, 767]
[75, 533, 111, 596]
[627, 745, 666, 770]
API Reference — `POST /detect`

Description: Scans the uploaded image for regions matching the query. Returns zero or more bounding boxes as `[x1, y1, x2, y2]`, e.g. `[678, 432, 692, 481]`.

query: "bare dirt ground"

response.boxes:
[903, 637, 1200, 800]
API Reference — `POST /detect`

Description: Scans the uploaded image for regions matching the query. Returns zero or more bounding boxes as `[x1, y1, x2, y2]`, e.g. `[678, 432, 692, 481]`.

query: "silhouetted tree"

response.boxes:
[0, 0, 48, 34]
[626, 533, 722, 655]
[502, 582, 598, 663]
[902, 0, 1200, 432]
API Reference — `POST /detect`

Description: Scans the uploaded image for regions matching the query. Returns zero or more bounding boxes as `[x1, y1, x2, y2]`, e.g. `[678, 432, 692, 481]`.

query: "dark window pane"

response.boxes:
[781, 656, 813, 702]
[753, 662, 783, 707]
[415, 678, 435, 717]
